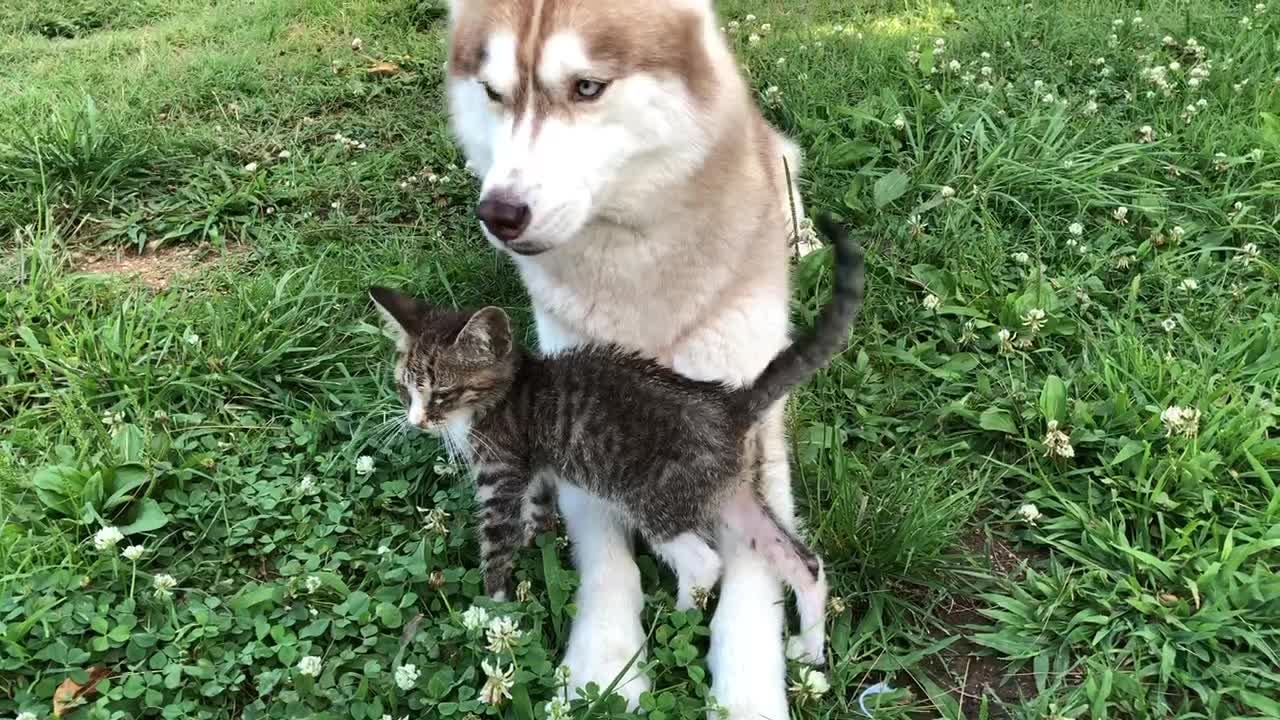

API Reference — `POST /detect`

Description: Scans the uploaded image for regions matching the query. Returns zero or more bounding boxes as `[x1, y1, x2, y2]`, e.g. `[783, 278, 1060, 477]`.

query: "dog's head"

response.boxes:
[446, 0, 718, 255]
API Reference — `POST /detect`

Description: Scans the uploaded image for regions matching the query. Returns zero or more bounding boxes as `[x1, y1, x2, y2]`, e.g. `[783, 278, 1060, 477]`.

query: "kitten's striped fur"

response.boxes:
[371, 216, 863, 664]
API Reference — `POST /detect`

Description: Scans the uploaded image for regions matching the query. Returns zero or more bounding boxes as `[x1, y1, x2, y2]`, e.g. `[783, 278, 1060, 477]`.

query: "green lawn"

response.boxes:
[2, 0, 1278, 718]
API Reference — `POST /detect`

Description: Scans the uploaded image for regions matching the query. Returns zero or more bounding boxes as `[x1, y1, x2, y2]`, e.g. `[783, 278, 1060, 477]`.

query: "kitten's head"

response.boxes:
[369, 287, 517, 433]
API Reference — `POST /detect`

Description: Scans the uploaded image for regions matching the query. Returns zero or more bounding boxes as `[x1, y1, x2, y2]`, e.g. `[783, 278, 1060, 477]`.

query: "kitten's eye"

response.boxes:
[480, 81, 503, 103]
[572, 78, 608, 102]
[432, 388, 456, 405]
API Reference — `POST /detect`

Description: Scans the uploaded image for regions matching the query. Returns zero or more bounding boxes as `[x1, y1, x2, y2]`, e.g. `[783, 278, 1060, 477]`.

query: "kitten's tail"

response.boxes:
[736, 215, 866, 424]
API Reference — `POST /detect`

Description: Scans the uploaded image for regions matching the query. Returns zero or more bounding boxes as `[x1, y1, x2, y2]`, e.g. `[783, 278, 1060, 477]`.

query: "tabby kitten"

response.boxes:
[370, 216, 864, 664]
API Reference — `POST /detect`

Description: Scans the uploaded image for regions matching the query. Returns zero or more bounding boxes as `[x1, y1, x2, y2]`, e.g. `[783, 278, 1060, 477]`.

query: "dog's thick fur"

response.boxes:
[446, 1, 809, 716]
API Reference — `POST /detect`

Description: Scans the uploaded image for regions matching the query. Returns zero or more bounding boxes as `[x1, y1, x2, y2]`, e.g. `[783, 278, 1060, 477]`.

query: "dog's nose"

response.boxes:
[476, 193, 531, 242]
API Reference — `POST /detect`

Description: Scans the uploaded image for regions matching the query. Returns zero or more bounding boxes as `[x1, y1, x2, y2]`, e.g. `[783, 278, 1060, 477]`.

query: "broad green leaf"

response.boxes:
[873, 169, 910, 209]
[230, 583, 284, 611]
[105, 463, 150, 509]
[120, 498, 169, 534]
[113, 424, 145, 463]
[1039, 375, 1067, 423]
[979, 407, 1018, 435]
[376, 602, 403, 628]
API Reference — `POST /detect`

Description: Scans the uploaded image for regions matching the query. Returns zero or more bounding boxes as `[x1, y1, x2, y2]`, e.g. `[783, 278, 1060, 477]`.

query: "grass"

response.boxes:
[1, 0, 1278, 718]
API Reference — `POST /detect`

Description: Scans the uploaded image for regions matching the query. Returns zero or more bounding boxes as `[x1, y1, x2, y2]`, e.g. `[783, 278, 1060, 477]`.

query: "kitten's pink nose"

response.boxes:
[476, 191, 530, 243]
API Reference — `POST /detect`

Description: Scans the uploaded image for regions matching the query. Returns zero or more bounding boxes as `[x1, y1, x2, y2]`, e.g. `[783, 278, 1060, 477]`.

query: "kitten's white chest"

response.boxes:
[442, 411, 475, 464]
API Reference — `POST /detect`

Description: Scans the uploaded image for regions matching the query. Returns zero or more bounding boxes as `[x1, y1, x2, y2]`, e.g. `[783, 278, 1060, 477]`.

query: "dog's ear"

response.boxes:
[369, 287, 428, 350]
[453, 306, 512, 362]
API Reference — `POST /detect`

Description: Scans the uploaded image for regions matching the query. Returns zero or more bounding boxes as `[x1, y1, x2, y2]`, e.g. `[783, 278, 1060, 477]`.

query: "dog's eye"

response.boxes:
[480, 81, 503, 103]
[573, 78, 608, 102]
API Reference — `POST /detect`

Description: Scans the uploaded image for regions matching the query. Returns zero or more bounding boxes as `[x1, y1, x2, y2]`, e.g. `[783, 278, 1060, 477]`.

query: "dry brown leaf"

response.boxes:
[53, 666, 109, 717]
[367, 62, 401, 78]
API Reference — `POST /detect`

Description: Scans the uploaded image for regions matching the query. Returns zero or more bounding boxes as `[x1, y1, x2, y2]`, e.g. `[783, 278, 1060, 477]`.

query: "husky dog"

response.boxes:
[445, 1, 810, 716]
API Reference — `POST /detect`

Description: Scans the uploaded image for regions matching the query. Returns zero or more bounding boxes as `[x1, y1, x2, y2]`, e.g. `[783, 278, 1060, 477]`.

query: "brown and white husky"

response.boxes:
[445, 2, 818, 716]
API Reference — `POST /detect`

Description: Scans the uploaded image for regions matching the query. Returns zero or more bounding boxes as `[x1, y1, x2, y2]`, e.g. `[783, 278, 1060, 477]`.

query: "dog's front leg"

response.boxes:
[708, 408, 792, 720]
[557, 483, 650, 706]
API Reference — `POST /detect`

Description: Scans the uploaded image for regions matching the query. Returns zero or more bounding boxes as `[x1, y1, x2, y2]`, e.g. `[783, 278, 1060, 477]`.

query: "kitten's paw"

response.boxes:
[785, 635, 826, 667]
[562, 621, 649, 708]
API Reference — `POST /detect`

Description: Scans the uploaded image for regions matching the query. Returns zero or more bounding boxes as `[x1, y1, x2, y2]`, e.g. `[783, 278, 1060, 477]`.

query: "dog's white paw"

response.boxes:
[785, 635, 825, 667]
[707, 554, 788, 720]
[562, 616, 650, 707]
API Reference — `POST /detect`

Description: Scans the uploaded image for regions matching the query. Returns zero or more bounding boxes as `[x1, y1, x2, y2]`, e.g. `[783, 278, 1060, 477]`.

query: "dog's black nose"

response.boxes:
[476, 194, 531, 242]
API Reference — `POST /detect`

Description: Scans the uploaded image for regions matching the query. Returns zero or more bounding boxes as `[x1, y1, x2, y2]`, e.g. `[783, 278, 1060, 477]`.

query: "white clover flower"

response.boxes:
[1179, 277, 1199, 292]
[554, 663, 572, 687]
[948, 59, 961, 72]
[94, 526, 125, 552]
[907, 214, 927, 236]
[940, 185, 955, 199]
[153, 573, 178, 598]
[922, 294, 942, 312]
[1132, 15, 1143, 25]
[1068, 222, 1083, 237]
[304, 575, 322, 594]
[1236, 242, 1261, 264]
[789, 668, 830, 703]
[775, 57, 786, 66]
[748, 33, 761, 44]
[1018, 503, 1042, 524]
[745, 13, 757, 22]
[102, 410, 124, 426]
[1162, 317, 1178, 333]
[1161, 406, 1202, 438]
[421, 506, 451, 535]
[1021, 308, 1047, 334]
[1042, 420, 1074, 459]
[1112, 18, 1124, 27]
[351, 37, 363, 51]
[1256, 3, 1268, 16]
[299, 474, 318, 496]
[1248, 148, 1264, 162]
[1138, 125, 1155, 143]
[1083, 100, 1099, 115]
[277, 149, 291, 160]
[1012, 251, 1030, 264]
[893, 113, 907, 130]
[1113, 206, 1129, 223]
[183, 329, 200, 346]
[1240, 16, 1253, 28]
[1041, 93, 1056, 104]
[243, 161, 260, 173]
[16, 713, 37, 720]
[123, 545, 145, 561]
[546, 697, 571, 720]
[997, 328, 1015, 353]
[486, 615, 523, 653]
[394, 663, 421, 690]
[760, 22, 772, 32]
[355, 455, 375, 476]
[763, 85, 782, 108]
[977, 81, 994, 93]
[480, 659, 515, 706]
[461, 605, 491, 631]
[980, 65, 993, 77]
[298, 655, 323, 677]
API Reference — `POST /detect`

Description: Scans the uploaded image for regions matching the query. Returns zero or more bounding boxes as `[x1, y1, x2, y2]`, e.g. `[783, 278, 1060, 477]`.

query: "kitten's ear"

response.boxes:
[369, 287, 427, 350]
[454, 306, 512, 362]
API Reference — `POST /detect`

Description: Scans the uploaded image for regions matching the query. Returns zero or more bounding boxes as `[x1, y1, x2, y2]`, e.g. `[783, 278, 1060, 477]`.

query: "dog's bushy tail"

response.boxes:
[736, 215, 865, 424]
